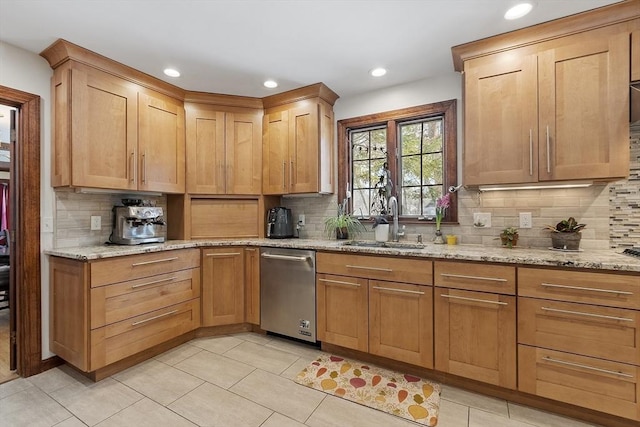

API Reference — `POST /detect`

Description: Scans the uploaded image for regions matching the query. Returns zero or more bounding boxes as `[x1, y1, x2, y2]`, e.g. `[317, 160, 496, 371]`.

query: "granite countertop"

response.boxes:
[45, 238, 640, 273]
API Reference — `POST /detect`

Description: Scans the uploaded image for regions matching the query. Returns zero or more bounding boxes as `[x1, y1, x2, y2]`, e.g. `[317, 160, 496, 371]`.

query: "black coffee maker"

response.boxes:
[266, 207, 294, 238]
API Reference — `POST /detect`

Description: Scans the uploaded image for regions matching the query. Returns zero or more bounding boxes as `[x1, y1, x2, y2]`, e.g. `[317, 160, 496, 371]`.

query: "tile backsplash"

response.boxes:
[53, 129, 638, 250]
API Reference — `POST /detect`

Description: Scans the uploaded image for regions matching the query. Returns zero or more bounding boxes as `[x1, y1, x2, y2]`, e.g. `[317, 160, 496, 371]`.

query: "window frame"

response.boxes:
[337, 99, 458, 224]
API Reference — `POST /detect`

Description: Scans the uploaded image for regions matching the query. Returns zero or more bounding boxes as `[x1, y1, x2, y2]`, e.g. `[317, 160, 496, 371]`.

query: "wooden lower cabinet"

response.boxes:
[317, 273, 369, 352]
[244, 247, 260, 324]
[50, 249, 201, 373]
[519, 345, 640, 420]
[369, 280, 433, 368]
[201, 247, 245, 326]
[435, 287, 516, 389]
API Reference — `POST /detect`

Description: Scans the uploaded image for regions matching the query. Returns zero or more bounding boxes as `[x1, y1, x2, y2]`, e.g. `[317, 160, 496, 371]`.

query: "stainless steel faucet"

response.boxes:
[388, 196, 399, 242]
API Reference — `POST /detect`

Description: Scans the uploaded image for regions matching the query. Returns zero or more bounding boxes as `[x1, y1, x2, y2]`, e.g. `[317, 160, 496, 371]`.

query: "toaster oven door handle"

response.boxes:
[131, 257, 178, 267]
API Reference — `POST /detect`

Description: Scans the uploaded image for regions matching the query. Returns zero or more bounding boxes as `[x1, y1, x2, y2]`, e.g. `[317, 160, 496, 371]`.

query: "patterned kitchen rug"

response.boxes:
[295, 354, 441, 426]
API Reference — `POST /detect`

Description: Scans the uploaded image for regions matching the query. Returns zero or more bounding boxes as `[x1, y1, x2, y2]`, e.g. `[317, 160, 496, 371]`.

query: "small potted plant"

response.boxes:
[324, 200, 365, 240]
[544, 217, 586, 250]
[499, 227, 519, 248]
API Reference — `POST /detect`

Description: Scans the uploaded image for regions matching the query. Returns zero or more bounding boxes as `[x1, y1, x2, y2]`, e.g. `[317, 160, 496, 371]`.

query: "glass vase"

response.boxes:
[433, 229, 445, 244]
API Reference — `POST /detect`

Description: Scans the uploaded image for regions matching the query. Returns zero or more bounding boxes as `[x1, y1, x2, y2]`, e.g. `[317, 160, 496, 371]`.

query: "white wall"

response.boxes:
[0, 41, 55, 359]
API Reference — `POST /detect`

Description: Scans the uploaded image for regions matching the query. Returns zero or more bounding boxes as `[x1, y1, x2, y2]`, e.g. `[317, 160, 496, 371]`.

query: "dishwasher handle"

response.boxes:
[261, 252, 309, 262]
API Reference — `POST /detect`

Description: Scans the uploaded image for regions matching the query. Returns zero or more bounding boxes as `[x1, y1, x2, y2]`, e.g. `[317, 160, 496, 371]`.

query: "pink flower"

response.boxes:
[436, 193, 450, 209]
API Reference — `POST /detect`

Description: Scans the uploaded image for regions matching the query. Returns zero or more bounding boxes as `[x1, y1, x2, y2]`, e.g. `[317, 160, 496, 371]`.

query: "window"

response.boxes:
[337, 100, 457, 223]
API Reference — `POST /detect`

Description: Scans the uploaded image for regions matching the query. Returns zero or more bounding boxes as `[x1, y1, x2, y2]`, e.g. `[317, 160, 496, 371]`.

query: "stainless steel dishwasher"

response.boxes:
[260, 247, 316, 343]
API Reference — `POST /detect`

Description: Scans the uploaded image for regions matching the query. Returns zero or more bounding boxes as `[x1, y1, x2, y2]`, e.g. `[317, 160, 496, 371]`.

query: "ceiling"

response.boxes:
[0, 0, 621, 99]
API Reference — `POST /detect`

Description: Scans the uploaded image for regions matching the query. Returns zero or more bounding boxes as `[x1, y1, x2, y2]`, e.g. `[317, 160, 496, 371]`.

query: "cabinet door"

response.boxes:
[538, 32, 629, 181]
[201, 248, 245, 326]
[226, 112, 262, 195]
[317, 273, 368, 352]
[464, 51, 538, 185]
[186, 105, 226, 194]
[318, 101, 334, 194]
[71, 66, 138, 190]
[262, 110, 289, 194]
[138, 89, 186, 193]
[244, 247, 260, 325]
[289, 103, 319, 193]
[369, 281, 433, 368]
[435, 287, 516, 389]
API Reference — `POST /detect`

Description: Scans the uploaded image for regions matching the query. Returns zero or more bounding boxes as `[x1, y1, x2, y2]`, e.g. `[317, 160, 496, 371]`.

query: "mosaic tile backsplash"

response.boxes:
[53, 129, 638, 250]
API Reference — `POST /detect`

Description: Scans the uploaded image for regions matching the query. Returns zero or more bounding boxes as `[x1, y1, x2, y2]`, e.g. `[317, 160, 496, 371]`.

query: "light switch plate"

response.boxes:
[298, 214, 305, 226]
[90, 216, 101, 231]
[519, 212, 532, 228]
[42, 217, 53, 233]
[473, 212, 491, 228]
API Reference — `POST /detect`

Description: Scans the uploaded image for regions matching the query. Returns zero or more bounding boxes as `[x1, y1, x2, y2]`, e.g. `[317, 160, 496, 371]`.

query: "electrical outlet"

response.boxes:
[90, 215, 101, 231]
[298, 214, 306, 226]
[519, 212, 532, 229]
[42, 217, 53, 233]
[473, 212, 491, 228]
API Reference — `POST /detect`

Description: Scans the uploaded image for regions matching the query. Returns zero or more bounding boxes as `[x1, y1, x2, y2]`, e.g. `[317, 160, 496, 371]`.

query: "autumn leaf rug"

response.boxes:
[295, 354, 441, 426]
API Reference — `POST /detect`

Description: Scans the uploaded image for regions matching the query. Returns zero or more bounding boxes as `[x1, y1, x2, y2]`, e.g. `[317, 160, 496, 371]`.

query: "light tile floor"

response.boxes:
[0, 332, 605, 427]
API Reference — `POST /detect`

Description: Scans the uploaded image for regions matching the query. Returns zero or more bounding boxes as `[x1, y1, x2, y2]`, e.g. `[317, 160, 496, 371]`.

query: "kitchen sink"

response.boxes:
[341, 240, 426, 250]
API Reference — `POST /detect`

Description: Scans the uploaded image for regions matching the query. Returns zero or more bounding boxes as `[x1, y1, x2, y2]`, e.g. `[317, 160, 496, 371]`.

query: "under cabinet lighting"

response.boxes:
[163, 68, 180, 77]
[504, 2, 534, 20]
[477, 181, 593, 192]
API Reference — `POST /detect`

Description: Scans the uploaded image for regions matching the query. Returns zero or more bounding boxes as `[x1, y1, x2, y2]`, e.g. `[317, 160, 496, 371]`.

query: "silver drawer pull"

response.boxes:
[372, 286, 424, 295]
[542, 356, 634, 378]
[206, 252, 242, 257]
[131, 309, 179, 326]
[541, 306, 634, 322]
[131, 276, 176, 289]
[132, 257, 178, 267]
[440, 294, 507, 306]
[541, 283, 633, 296]
[319, 278, 360, 287]
[346, 265, 393, 272]
[261, 253, 308, 262]
[440, 273, 507, 282]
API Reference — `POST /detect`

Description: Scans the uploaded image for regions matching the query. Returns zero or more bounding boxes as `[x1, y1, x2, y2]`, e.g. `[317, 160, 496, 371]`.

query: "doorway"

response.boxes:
[0, 104, 16, 383]
[0, 85, 42, 380]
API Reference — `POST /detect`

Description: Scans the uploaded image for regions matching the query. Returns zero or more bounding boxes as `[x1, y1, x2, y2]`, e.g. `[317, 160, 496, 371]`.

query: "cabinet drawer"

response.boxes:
[90, 299, 200, 370]
[434, 261, 515, 294]
[518, 345, 640, 420]
[90, 248, 200, 287]
[90, 268, 200, 329]
[317, 252, 432, 285]
[519, 297, 640, 366]
[518, 268, 640, 309]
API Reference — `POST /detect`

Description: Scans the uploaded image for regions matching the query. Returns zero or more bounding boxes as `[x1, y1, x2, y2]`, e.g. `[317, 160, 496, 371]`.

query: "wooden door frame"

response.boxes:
[0, 85, 42, 377]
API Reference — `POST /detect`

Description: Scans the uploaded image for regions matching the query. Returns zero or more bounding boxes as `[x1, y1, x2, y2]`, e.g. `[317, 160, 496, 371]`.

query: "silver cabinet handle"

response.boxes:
[129, 152, 135, 182]
[131, 257, 178, 267]
[541, 282, 633, 296]
[245, 248, 257, 252]
[346, 265, 393, 272]
[142, 151, 147, 183]
[541, 306, 633, 322]
[529, 129, 533, 176]
[290, 160, 294, 186]
[542, 356, 633, 378]
[440, 294, 507, 306]
[261, 253, 309, 262]
[318, 278, 360, 287]
[132, 309, 179, 326]
[440, 273, 507, 282]
[546, 125, 551, 174]
[373, 286, 425, 295]
[131, 276, 176, 289]
[206, 252, 241, 257]
[282, 161, 286, 190]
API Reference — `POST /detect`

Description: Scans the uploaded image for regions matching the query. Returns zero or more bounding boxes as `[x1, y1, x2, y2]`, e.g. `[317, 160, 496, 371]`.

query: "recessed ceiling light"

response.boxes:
[504, 2, 533, 20]
[370, 68, 387, 77]
[163, 68, 180, 78]
[264, 80, 278, 89]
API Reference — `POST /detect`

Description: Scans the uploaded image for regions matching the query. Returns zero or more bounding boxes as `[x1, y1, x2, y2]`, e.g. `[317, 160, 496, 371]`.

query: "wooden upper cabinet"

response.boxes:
[632, 30, 640, 82]
[186, 103, 262, 195]
[459, 20, 633, 185]
[464, 52, 538, 186]
[262, 83, 338, 195]
[138, 89, 185, 193]
[538, 32, 629, 181]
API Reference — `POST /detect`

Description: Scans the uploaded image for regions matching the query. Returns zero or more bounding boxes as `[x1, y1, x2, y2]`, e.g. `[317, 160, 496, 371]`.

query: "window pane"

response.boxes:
[422, 186, 441, 217]
[351, 131, 370, 160]
[400, 123, 421, 155]
[352, 189, 370, 217]
[353, 160, 370, 189]
[423, 120, 443, 153]
[402, 187, 421, 216]
[370, 159, 386, 190]
[371, 129, 387, 158]
[401, 155, 421, 186]
[422, 153, 443, 185]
